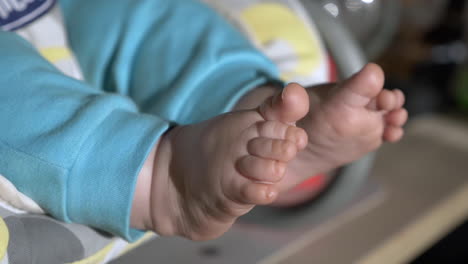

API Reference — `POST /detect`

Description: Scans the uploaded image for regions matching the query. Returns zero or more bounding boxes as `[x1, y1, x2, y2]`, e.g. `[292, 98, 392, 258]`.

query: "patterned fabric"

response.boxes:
[0, 0, 329, 263]
[0, 207, 154, 264]
[0, 0, 56, 31]
[202, 0, 329, 86]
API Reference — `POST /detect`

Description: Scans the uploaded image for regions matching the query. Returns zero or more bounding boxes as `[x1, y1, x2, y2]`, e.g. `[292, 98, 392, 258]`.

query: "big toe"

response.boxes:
[331, 63, 385, 107]
[258, 83, 309, 124]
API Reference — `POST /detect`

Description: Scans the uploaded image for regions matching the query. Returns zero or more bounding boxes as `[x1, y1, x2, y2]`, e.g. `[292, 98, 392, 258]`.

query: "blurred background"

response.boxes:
[320, 0, 468, 262]
[323, 0, 468, 118]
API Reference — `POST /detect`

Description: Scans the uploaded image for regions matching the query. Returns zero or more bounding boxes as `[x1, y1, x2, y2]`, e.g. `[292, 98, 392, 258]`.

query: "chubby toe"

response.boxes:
[394, 89, 406, 108]
[375, 89, 396, 111]
[332, 63, 385, 107]
[383, 126, 404, 142]
[256, 121, 308, 149]
[237, 155, 286, 183]
[241, 183, 278, 205]
[247, 138, 298, 162]
[258, 83, 309, 124]
[385, 108, 408, 127]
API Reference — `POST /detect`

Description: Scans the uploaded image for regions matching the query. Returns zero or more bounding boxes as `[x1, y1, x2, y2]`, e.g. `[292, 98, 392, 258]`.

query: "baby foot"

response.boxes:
[147, 86, 309, 240]
[266, 63, 408, 191]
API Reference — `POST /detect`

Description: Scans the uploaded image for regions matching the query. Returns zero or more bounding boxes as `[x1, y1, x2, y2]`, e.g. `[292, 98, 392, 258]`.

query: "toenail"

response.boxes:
[267, 190, 277, 200]
[295, 130, 302, 141]
[275, 162, 285, 175]
[296, 130, 306, 147]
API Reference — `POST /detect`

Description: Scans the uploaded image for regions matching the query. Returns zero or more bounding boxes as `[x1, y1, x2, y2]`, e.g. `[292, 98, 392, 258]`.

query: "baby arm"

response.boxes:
[0, 32, 170, 241]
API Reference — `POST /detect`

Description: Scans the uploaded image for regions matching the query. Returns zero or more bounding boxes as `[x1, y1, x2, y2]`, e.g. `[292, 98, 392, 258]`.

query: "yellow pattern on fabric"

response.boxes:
[39, 47, 72, 63]
[240, 3, 323, 79]
[118, 232, 155, 257]
[68, 242, 115, 264]
[0, 217, 8, 261]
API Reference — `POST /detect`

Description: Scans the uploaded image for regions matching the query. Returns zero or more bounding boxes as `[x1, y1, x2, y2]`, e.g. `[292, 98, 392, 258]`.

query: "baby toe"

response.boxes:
[247, 137, 297, 162]
[257, 121, 308, 149]
[241, 183, 278, 205]
[332, 63, 384, 108]
[383, 126, 404, 142]
[258, 83, 309, 124]
[385, 108, 408, 127]
[236, 156, 286, 183]
[393, 89, 406, 108]
[375, 89, 396, 111]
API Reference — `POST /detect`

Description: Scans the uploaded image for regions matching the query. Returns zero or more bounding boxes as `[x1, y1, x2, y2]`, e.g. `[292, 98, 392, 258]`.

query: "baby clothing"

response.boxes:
[0, 0, 329, 263]
[202, 0, 330, 86]
[0, 0, 80, 215]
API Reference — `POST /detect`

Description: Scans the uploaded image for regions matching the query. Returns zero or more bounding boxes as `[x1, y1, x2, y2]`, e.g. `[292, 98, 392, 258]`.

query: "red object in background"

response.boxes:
[272, 173, 334, 207]
[328, 55, 338, 82]
[293, 173, 327, 191]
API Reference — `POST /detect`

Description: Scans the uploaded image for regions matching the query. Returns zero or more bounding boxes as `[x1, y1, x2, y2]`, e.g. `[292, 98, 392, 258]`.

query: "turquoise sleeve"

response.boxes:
[59, 0, 280, 123]
[0, 32, 164, 241]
